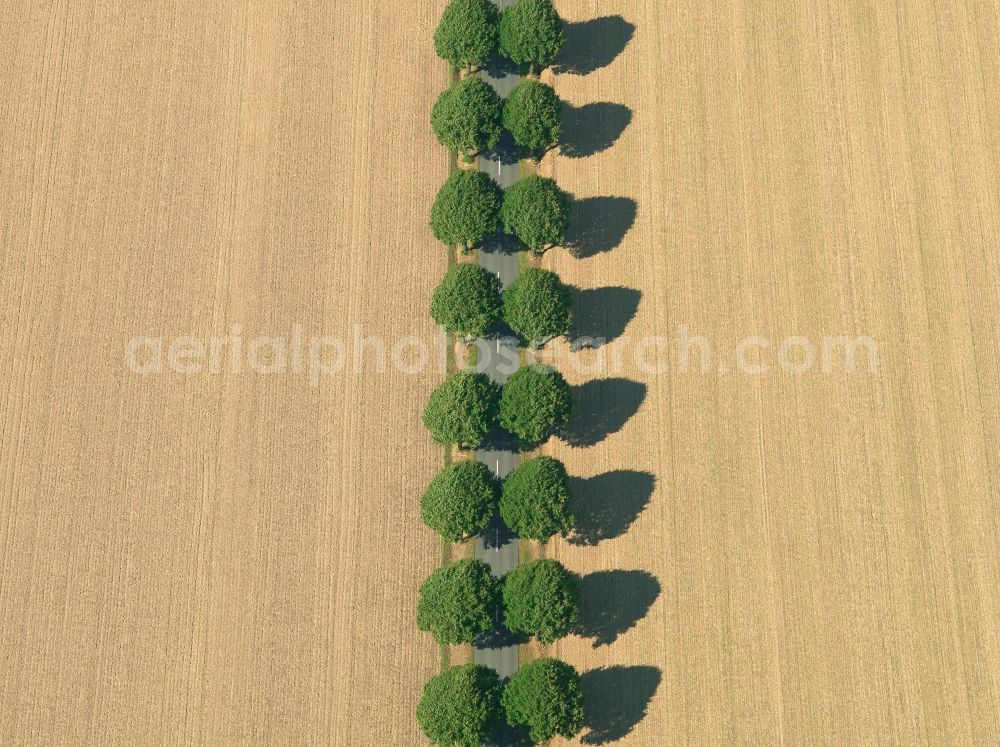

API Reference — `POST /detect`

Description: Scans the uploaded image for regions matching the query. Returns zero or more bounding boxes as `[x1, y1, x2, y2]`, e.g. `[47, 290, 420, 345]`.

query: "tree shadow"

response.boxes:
[478, 509, 517, 551]
[473, 619, 528, 649]
[566, 197, 637, 259]
[479, 232, 520, 255]
[484, 717, 533, 747]
[482, 321, 533, 351]
[482, 52, 521, 81]
[554, 16, 636, 75]
[569, 286, 641, 349]
[561, 379, 646, 448]
[568, 471, 655, 546]
[481, 324, 519, 344]
[481, 130, 520, 166]
[575, 570, 660, 647]
[580, 666, 662, 744]
[479, 424, 519, 453]
[560, 102, 633, 158]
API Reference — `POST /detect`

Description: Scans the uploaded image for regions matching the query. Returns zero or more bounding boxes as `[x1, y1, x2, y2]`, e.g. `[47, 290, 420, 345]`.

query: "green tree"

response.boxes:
[423, 371, 501, 449]
[434, 0, 500, 72]
[498, 0, 566, 75]
[503, 79, 561, 153]
[498, 366, 574, 446]
[501, 266, 572, 346]
[431, 264, 502, 339]
[417, 664, 504, 747]
[501, 175, 571, 255]
[431, 170, 504, 251]
[431, 77, 503, 160]
[502, 559, 580, 642]
[499, 455, 574, 540]
[502, 658, 584, 743]
[421, 460, 500, 542]
[417, 559, 500, 645]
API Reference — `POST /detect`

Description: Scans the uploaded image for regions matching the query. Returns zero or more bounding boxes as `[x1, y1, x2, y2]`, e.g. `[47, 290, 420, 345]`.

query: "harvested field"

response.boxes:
[3, 0, 999, 744]
[538, 0, 1000, 744]
[0, 1, 448, 743]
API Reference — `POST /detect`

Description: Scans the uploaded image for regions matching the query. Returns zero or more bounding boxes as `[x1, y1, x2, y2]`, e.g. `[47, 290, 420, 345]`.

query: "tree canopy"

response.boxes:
[500, 175, 571, 255]
[501, 658, 584, 743]
[499, 455, 574, 540]
[417, 559, 500, 645]
[431, 77, 504, 158]
[423, 371, 500, 449]
[501, 266, 572, 345]
[421, 460, 500, 542]
[503, 79, 562, 153]
[502, 559, 580, 643]
[498, 0, 565, 74]
[431, 263, 503, 339]
[434, 0, 500, 71]
[430, 170, 504, 250]
[417, 664, 504, 747]
[498, 365, 574, 447]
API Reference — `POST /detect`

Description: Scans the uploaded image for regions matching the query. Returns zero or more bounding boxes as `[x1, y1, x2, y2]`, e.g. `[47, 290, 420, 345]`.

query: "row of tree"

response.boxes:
[432, 77, 562, 161]
[418, 658, 583, 747]
[434, 0, 566, 75]
[421, 455, 573, 542]
[423, 366, 574, 449]
[419, 3, 585, 746]
[431, 170, 570, 256]
[417, 558, 584, 743]
[431, 263, 572, 343]
[418, 557, 579, 645]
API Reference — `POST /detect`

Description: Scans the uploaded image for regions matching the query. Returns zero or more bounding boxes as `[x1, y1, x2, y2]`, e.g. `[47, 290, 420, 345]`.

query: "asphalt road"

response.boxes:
[474, 0, 520, 684]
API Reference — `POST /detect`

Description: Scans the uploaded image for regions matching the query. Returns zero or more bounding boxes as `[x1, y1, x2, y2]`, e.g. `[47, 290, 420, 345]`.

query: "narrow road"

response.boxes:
[474, 0, 520, 684]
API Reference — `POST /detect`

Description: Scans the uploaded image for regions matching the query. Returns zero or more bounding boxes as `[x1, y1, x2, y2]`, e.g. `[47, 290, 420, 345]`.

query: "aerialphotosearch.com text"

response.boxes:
[124, 324, 879, 386]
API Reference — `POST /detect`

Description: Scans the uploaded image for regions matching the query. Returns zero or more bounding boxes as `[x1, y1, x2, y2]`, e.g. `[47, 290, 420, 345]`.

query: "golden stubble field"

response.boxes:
[0, 1, 449, 743]
[531, 0, 1000, 744]
[3, 0, 999, 745]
